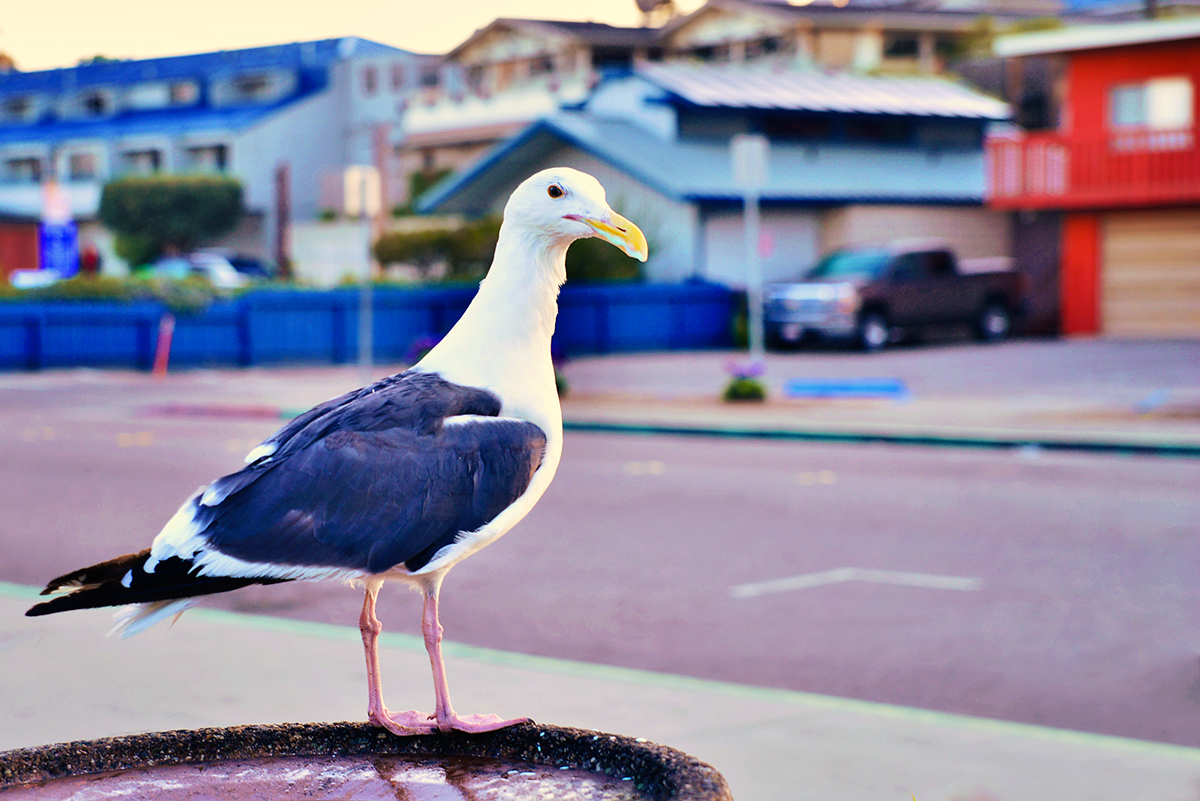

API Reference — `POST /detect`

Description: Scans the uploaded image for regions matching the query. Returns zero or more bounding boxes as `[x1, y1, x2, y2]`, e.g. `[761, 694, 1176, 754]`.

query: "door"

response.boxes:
[1102, 209, 1200, 337]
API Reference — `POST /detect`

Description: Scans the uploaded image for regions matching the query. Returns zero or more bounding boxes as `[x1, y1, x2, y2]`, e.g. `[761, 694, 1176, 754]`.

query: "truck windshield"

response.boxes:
[804, 249, 891, 280]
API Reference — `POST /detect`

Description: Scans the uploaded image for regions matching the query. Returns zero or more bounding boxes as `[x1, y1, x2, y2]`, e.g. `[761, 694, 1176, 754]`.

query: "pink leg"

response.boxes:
[360, 580, 529, 736]
[360, 584, 437, 735]
[420, 582, 530, 734]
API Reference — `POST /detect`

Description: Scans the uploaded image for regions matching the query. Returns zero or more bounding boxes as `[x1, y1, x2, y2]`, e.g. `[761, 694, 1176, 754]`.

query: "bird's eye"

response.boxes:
[547, 184, 564, 199]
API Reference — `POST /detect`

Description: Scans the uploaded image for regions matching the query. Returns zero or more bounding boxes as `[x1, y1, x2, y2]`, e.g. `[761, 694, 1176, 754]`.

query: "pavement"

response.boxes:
[3, 337, 1200, 800]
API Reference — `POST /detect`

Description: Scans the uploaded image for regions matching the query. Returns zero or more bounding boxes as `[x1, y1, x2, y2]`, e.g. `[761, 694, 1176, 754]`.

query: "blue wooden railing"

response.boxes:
[0, 283, 735, 371]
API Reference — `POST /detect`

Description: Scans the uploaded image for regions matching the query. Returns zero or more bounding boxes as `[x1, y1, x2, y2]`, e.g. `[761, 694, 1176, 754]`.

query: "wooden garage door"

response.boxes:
[1102, 209, 1200, 337]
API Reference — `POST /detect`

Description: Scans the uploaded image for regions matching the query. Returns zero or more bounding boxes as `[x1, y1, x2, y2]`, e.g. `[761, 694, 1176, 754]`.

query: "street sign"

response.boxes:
[38, 221, 79, 277]
[731, 134, 769, 190]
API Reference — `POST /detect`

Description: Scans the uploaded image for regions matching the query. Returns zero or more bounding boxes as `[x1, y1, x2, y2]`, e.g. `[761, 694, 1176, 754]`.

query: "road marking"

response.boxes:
[731, 567, 982, 599]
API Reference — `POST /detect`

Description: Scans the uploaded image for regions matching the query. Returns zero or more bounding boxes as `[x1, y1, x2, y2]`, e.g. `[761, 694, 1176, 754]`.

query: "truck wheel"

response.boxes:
[975, 301, 1011, 342]
[857, 311, 889, 352]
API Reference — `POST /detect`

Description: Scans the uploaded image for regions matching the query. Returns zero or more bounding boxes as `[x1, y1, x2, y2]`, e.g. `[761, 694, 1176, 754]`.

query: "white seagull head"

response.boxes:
[502, 168, 648, 263]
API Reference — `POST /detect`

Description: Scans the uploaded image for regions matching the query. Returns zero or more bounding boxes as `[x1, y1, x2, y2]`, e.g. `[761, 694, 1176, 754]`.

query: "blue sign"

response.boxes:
[39, 222, 79, 277]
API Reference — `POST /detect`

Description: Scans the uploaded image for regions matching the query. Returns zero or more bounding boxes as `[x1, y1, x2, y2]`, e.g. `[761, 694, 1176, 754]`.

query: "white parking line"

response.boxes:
[730, 567, 982, 599]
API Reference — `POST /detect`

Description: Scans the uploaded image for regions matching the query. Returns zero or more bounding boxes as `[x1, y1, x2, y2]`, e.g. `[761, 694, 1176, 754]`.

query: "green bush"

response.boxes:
[723, 377, 767, 402]
[373, 217, 500, 282]
[0, 274, 230, 314]
[99, 175, 244, 264]
[566, 235, 645, 283]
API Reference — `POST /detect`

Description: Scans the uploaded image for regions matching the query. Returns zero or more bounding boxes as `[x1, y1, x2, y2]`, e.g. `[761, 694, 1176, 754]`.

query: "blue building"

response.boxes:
[0, 38, 434, 272]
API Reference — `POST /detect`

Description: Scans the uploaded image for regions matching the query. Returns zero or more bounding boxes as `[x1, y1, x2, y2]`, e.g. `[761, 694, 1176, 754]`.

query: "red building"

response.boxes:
[987, 18, 1200, 337]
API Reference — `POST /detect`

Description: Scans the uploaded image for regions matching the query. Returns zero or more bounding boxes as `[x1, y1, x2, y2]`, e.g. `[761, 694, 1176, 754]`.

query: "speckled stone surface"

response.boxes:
[0, 722, 733, 801]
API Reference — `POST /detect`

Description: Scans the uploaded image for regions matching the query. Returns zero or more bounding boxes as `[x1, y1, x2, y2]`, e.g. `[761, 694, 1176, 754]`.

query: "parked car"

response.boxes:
[149, 252, 251, 290]
[194, 249, 277, 280]
[764, 241, 1027, 352]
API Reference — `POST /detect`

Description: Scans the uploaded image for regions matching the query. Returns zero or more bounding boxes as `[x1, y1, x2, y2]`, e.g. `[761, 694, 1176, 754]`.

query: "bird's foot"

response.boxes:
[369, 708, 530, 736]
[443, 713, 532, 734]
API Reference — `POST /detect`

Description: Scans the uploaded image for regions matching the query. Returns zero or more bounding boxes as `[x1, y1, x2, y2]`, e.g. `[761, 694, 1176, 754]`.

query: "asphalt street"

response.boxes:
[2, 347, 1199, 750]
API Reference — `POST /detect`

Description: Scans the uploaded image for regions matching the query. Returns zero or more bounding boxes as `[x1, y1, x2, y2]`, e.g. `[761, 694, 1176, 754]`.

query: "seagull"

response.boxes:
[25, 168, 647, 736]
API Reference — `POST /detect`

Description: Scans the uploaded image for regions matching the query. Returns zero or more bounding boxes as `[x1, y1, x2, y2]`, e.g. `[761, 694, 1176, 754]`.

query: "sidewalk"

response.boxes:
[557, 341, 1200, 454]
[4, 583, 1200, 801]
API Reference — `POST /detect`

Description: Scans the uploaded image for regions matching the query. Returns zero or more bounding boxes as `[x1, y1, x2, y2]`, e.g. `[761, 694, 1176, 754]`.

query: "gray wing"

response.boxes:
[190, 372, 546, 574]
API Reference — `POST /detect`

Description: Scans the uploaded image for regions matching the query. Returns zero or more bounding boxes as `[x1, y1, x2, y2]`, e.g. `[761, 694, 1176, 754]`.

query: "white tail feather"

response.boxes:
[110, 599, 198, 639]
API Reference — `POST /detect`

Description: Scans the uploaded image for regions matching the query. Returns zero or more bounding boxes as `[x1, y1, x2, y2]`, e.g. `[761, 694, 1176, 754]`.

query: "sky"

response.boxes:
[3, 0, 705, 73]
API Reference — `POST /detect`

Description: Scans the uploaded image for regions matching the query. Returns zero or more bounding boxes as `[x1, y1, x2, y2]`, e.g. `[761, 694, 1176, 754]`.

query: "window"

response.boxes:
[529, 56, 555, 78]
[233, 73, 272, 101]
[169, 81, 198, 105]
[1110, 77, 1194, 130]
[67, 152, 98, 181]
[2, 96, 33, 122]
[883, 33, 919, 59]
[4, 157, 42, 183]
[123, 150, 161, 175]
[420, 66, 439, 89]
[466, 65, 485, 94]
[390, 63, 405, 91]
[186, 145, 228, 173]
[362, 66, 378, 96]
[80, 91, 108, 117]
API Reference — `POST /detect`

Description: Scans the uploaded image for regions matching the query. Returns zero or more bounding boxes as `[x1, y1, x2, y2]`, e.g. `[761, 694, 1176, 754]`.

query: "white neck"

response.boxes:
[414, 224, 568, 433]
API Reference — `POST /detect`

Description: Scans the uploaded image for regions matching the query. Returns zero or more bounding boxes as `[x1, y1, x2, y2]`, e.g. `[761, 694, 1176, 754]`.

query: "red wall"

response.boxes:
[1060, 212, 1101, 335]
[1066, 38, 1200, 135]
[0, 223, 39, 280]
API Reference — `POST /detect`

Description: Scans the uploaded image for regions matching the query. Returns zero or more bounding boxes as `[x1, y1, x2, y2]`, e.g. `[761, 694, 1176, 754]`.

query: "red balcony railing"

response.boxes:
[987, 127, 1200, 209]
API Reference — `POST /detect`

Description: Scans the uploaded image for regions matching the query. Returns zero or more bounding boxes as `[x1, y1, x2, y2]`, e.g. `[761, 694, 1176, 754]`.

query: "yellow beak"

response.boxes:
[581, 211, 648, 262]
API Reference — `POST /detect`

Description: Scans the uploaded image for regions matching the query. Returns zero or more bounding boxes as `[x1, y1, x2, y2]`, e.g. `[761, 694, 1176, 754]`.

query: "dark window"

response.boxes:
[81, 91, 107, 116]
[2, 96, 32, 121]
[390, 63, 405, 91]
[234, 74, 272, 100]
[928, 251, 954, 277]
[883, 34, 919, 59]
[846, 117, 912, 144]
[363, 66, 378, 96]
[420, 66, 439, 88]
[68, 152, 97, 180]
[530, 55, 555, 77]
[764, 115, 833, 141]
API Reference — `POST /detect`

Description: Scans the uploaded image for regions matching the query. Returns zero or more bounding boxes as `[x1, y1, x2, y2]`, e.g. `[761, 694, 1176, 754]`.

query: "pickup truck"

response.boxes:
[763, 242, 1027, 351]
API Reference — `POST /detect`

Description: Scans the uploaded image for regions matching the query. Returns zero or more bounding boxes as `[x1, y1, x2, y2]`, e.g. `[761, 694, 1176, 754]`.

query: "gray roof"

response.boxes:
[419, 110, 990, 213]
[636, 62, 1011, 119]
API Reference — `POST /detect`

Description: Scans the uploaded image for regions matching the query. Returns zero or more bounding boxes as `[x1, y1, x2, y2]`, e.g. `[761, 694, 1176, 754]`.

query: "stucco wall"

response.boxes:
[236, 89, 345, 259]
[700, 206, 820, 287]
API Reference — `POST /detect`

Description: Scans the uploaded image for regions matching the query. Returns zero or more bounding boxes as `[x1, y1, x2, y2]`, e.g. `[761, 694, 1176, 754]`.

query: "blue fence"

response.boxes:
[0, 283, 735, 371]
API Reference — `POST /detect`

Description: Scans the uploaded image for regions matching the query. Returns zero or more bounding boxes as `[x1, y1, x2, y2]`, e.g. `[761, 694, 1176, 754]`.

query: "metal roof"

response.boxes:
[994, 16, 1200, 57]
[419, 110, 989, 213]
[0, 103, 293, 147]
[635, 62, 1011, 119]
[0, 37, 412, 96]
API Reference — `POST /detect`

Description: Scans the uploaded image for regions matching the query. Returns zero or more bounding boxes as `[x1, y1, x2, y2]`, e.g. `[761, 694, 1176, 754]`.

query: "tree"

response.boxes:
[99, 176, 244, 266]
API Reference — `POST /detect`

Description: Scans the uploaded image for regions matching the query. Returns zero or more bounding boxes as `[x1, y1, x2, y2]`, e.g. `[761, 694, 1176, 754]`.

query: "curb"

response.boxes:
[562, 420, 1200, 459]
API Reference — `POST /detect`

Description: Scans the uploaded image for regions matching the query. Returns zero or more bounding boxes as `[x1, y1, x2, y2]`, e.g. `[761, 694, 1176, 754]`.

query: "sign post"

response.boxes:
[345, 166, 381, 381]
[731, 134, 769, 365]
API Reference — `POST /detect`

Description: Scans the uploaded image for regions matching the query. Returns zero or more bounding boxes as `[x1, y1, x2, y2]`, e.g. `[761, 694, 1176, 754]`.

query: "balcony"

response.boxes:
[987, 127, 1200, 209]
